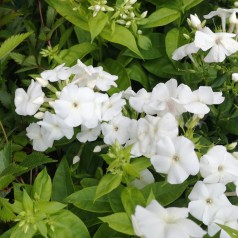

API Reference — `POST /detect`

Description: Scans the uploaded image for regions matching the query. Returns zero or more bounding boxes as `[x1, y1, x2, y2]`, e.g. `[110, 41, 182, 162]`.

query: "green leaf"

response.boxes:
[99, 212, 134, 236]
[20, 152, 56, 171]
[52, 158, 74, 202]
[0, 174, 15, 190]
[218, 224, 238, 237]
[108, 185, 125, 213]
[121, 187, 146, 216]
[182, 0, 204, 11]
[22, 190, 33, 212]
[123, 164, 140, 178]
[139, 8, 180, 28]
[127, 61, 150, 90]
[88, 12, 108, 42]
[103, 58, 131, 94]
[46, 0, 89, 31]
[93, 223, 118, 238]
[0, 32, 32, 60]
[49, 210, 90, 238]
[58, 42, 98, 66]
[165, 27, 188, 60]
[66, 186, 112, 213]
[10, 225, 36, 238]
[0, 198, 16, 222]
[141, 179, 193, 206]
[130, 157, 151, 172]
[0, 143, 12, 174]
[38, 201, 66, 215]
[0, 164, 27, 177]
[32, 168, 52, 201]
[100, 24, 142, 58]
[137, 35, 152, 50]
[95, 173, 122, 200]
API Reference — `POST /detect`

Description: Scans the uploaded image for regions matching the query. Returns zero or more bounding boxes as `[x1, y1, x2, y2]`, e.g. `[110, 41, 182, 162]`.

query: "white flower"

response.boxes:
[37, 111, 74, 141]
[188, 181, 231, 225]
[122, 86, 136, 100]
[93, 66, 118, 91]
[204, 8, 238, 31]
[132, 200, 206, 238]
[172, 42, 200, 61]
[151, 78, 186, 116]
[15, 80, 45, 116]
[131, 169, 155, 189]
[40, 64, 71, 82]
[200, 145, 238, 184]
[26, 123, 53, 151]
[76, 124, 101, 143]
[101, 92, 126, 121]
[101, 115, 131, 145]
[54, 84, 96, 127]
[151, 136, 199, 184]
[188, 14, 203, 30]
[232, 73, 238, 82]
[208, 205, 238, 238]
[195, 27, 238, 62]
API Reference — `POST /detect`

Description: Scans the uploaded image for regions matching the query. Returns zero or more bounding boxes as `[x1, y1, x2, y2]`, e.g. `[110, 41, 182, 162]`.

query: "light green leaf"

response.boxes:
[123, 164, 140, 178]
[52, 158, 74, 202]
[121, 187, 146, 216]
[46, 0, 89, 31]
[66, 186, 112, 213]
[95, 173, 122, 200]
[218, 224, 238, 238]
[0, 143, 12, 174]
[88, 12, 108, 42]
[32, 168, 52, 201]
[58, 42, 98, 66]
[0, 198, 16, 222]
[38, 201, 66, 215]
[137, 35, 152, 50]
[93, 223, 118, 238]
[99, 212, 134, 235]
[49, 210, 90, 238]
[10, 225, 36, 238]
[0, 174, 15, 190]
[165, 27, 188, 60]
[130, 157, 151, 172]
[22, 190, 33, 212]
[100, 24, 142, 58]
[0, 32, 32, 60]
[139, 8, 180, 28]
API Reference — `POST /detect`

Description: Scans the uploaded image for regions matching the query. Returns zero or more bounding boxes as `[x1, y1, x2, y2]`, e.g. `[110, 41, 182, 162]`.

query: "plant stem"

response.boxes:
[0, 121, 8, 144]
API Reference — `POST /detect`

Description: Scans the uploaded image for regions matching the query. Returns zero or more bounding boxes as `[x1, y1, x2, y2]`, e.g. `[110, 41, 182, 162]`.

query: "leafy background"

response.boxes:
[1, 0, 238, 237]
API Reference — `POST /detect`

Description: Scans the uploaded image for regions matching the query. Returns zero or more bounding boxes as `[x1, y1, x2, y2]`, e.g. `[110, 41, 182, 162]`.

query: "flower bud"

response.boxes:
[230, 11, 237, 24]
[232, 73, 238, 82]
[141, 11, 148, 18]
[36, 77, 48, 87]
[73, 155, 80, 164]
[189, 14, 202, 29]
[227, 142, 237, 150]
[93, 145, 102, 153]
[130, 0, 137, 4]
[34, 112, 44, 119]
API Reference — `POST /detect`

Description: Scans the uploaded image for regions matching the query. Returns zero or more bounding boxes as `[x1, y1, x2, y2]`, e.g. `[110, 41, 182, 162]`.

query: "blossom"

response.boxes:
[132, 200, 206, 238]
[37, 111, 74, 141]
[26, 123, 53, 151]
[204, 8, 238, 31]
[232, 73, 238, 82]
[54, 84, 97, 128]
[15, 80, 45, 116]
[101, 115, 131, 145]
[188, 181, 231, 225]
[40, 64, 71, 82]
[172, 42, 200, 61]
[131, 169, 155, 189]
[194, 27, 238, 62]
[151, 136, 199, 184]
[200, 145, 238, 184]
[76, 124, 101, 143]
[208, 205, 238, 238]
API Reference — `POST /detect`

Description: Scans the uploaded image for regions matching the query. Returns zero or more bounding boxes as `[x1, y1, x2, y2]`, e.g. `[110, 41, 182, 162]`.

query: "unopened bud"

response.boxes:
[235, 1, 238, 7]
[73, 155, 80, 164]
[141, 11, 148, 18]
[183, 33, 190, 40]
[189, 14, 202, 29]
[232, 73, 238, 82]
[227, 142, 237, 150]
[36, 77, 49, 87]
[130, 0, 137, 4]
[34, 112, 44, 119]
[93, 145, 102, 153]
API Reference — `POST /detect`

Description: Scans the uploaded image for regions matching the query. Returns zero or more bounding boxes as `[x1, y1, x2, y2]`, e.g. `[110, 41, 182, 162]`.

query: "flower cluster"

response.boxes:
[88, 0, 114, 17]
[172, 8, 238, 63]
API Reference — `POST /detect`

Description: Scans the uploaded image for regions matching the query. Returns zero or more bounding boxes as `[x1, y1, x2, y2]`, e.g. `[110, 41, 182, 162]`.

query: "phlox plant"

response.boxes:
[3, 0, 238, 238]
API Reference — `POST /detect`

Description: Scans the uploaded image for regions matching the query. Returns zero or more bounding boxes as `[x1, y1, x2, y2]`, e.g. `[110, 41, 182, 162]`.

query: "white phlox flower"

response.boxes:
[15, 80, 45, 116]
[71, 60, 98, 89]
[200, 145, 238, 184]
[122, 86, 136, 100]
[76, 124, 101, 143]
[151, 136, 199, 184]
[26, 123, 53, 151]
[176, 84, 224, 115]
[54, 84, 97, 128]
[37, 111, 74, 141]
[232, 73, 238, 82]
[150, 78, 186, 116]
[188, 14, 203, 30]
[188, 181, 231, 225]
[101, 92, 126, 121]
[128, 113, 178, 157]
[132, 199, 206, 238]
[208, 205, 238, 238]
[172, 42, 200, 61]
[131, 169, 155, 189]
[93, 66, 118, 91]
[194, 27, 238, 62]
[204, 8, 238, 31]
[40, 63, 71, 82]
[101, 115, 131, 145]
